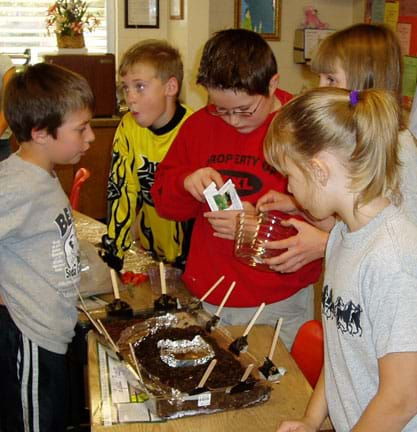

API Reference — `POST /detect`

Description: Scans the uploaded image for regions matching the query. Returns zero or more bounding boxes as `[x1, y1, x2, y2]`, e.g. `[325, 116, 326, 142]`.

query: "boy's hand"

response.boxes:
[257, 190, 300, 214]
[99, 234, 124, 272]
[263, 219, 329, 272]
[204, 201, 255, 240]
[184, 167, 224, 202]
[98, 249, 123, 272]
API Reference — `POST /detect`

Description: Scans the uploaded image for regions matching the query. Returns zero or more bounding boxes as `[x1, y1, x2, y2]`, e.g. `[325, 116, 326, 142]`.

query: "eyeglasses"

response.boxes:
[206, 96, 263, 117]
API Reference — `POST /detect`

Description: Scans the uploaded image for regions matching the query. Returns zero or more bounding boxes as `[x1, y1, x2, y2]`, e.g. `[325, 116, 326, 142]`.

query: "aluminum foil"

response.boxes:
[157, 335, 215, 368]
[75, 212, 155, 274]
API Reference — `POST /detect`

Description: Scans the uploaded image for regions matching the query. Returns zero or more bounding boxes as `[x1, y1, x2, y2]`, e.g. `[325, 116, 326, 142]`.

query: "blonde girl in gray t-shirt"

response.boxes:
[265, 87, 417, 431]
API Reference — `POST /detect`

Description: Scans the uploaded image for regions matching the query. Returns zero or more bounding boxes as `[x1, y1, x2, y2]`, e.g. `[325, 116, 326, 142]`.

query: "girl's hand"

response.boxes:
[276, 419, 317, 432]
[263, 219, 329, 273]
[204, 201, 255, 240]
[257, 190, 300, 214]
[184, 167, 224, 202]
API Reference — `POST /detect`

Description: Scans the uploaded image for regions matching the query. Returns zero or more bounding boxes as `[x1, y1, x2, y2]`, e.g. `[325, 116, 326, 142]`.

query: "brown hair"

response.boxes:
[264, 87, 401, 211]
[311, 24, 402, 112]
[196, 29, 277, 96]
[4, 62, 94, 143]
[118, 39, 183, 93]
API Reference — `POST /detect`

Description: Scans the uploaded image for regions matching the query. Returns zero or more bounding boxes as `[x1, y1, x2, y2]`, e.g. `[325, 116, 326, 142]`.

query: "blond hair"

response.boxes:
[264, 87, 401, 210]
[118, 39, 183, 93]
[311, 24, 403, 124]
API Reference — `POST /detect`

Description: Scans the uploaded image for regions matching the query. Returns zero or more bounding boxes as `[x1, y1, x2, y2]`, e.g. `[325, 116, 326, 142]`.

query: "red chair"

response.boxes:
[69, 167, 91, 211]
[290, 320, 324, 387]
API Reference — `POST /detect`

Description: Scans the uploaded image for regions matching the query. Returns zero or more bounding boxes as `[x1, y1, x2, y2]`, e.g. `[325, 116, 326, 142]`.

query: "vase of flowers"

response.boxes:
[46, 0, 100, 49]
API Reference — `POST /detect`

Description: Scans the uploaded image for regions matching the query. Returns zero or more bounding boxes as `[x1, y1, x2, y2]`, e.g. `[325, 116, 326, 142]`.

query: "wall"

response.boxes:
[115, 0, 363, 110]
[271, 0, 355, 95]
[116, 0, 168, 64]
[169, 0, 211, 109]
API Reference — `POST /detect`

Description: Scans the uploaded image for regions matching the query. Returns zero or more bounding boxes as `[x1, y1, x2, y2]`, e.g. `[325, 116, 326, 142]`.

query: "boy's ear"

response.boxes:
[269, 74, 280, 95]
[308, 158, 329, 187]
[31, 128, 49, 145]
[165, 77, 179, 97]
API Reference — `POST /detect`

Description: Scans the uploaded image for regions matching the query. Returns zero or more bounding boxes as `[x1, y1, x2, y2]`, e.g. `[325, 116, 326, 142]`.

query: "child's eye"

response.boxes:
[134, 83, 146, 92]
[326, 75, 336, 85]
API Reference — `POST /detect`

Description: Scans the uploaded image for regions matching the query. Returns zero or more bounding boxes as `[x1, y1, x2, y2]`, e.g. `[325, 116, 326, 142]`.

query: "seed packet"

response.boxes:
[203, 179, 243, 211]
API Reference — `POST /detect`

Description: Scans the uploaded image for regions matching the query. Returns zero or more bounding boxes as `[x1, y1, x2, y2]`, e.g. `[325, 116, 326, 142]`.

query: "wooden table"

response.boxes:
[76, 211, 333, 431]
[88, 325, 333, 431]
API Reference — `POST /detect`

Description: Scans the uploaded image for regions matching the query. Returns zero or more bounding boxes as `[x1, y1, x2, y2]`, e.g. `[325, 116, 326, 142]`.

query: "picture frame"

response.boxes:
[234, 0, 281, 41]
[170, 0, 184, 20]
[125, 0, 159, 28]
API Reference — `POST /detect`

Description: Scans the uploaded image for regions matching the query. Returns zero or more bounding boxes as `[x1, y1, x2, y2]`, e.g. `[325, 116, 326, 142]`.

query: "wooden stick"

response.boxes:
[97, 319, 119, 353]
[77, 304, 103, 335]
[110, 269, 120, 300]
[197, 359, 217, 388]
[128, 342, 143, 383]
[241, 363, 254, 382]
[268, 317, 283, 360]
[242, 302, 266, 337]
[200, 275, 225, 302]
[77, 292, 103, 335]
[159, 262, 167, 295]
[214, 281, 236, 317]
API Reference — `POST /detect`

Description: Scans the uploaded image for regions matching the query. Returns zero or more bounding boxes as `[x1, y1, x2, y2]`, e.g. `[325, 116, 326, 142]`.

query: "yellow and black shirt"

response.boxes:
[101, 103, 193, 270]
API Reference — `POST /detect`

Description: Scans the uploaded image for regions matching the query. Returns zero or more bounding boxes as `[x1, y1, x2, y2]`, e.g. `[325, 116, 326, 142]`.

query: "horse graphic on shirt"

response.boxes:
[334, 297, 363, 336]
[322, 286, 362, 337]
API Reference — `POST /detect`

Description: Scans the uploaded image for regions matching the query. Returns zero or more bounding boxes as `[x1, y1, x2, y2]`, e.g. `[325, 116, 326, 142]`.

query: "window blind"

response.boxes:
[0, 0, 107, 64]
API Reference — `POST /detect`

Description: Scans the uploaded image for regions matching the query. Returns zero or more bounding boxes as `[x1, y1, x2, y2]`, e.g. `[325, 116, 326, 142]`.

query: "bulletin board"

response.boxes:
[364, 0, 417, 109]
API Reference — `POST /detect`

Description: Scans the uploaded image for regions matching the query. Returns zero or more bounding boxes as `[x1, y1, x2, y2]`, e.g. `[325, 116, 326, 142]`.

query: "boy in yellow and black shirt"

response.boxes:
[101, 40, 193, 271]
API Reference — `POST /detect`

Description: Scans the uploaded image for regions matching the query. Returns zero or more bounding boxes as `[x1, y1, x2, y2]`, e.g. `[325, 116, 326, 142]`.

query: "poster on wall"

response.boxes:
[234, 0, 281, 40]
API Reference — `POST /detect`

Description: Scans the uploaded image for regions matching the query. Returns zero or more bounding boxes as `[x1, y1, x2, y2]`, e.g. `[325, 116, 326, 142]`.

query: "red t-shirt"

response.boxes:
[152, 89, 322, 306]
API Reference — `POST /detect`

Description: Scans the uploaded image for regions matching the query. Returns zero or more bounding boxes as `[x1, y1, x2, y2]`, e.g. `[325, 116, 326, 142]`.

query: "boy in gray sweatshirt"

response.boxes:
[0, 63, 94, 432]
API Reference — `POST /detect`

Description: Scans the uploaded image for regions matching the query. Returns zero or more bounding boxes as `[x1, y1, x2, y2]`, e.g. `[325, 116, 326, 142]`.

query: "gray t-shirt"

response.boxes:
[0, 154, 80, 354]
[323, 205, 417, 431]
[398, 129, 417, 225]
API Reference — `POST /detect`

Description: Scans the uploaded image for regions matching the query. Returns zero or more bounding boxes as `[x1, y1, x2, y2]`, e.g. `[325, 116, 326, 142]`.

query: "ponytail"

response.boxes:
[264, 87, 401, 210]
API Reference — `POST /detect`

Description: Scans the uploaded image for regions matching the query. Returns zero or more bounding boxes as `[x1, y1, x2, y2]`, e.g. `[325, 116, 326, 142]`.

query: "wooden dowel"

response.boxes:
[241, 363, 254, 382]
[197, 359, 217, 388]
[129, 342, 143, 383]
[268, 317, 283, 360]
[200, 275, 225, 302]
[242, 302, 265, 337]
[110, 269, 120, 300]
[78, 304, 103, 335]
[159, 262, 167, 295]
[97, 319, 119, 353]
[214, 281, 236, 317]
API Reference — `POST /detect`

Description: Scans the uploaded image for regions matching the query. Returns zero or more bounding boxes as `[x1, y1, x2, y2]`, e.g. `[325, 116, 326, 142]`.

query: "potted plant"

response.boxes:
[46, 0, 100, 49]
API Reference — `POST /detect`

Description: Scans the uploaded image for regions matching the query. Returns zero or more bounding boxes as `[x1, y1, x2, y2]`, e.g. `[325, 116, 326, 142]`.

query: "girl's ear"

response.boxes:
[309, 158, 329, 187]
[165, 76, 179, 97]
[269, 74, 279, 95]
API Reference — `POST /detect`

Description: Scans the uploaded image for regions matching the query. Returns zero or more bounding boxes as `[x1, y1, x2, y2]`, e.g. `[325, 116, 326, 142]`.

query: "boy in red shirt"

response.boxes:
[152, 29, 321, 348]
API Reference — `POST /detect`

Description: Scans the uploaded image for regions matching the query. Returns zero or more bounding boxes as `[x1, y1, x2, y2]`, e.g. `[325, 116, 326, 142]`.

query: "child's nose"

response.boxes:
[85, 125, 95, 145]
[126, 91, 137, 105]
[225, 113, 240, 127]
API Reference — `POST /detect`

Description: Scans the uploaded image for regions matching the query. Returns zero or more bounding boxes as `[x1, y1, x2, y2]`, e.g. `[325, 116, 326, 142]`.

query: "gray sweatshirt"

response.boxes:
[0, 154, 80, 354]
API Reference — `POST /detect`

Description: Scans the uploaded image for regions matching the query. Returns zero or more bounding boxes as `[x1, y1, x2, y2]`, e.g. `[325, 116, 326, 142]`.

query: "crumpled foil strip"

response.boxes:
[157, 335, 215, 368]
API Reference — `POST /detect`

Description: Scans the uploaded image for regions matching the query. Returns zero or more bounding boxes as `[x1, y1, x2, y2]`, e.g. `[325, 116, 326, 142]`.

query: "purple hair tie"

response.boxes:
[349, 90, 360, 106]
